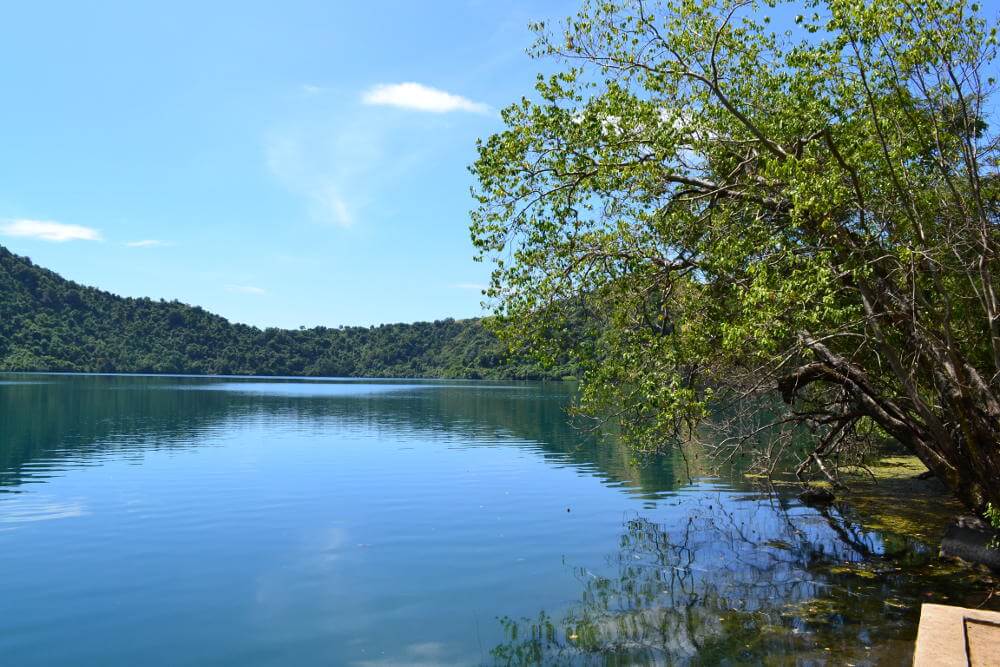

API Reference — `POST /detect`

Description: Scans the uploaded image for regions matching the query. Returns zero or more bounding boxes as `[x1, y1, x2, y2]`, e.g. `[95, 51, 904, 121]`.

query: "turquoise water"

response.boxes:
[0, 374, 990, 665]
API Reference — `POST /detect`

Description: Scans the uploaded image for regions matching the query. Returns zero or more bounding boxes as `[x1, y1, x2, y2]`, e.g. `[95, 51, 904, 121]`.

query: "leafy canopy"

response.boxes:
[472, 0, 1000, 509]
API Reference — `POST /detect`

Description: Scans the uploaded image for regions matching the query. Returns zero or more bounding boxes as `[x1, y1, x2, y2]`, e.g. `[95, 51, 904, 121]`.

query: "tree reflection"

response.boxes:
[491, 493, 997, 665]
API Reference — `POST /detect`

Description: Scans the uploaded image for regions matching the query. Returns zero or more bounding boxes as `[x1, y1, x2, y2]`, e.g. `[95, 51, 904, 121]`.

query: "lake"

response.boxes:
[0, 374, 993, 665]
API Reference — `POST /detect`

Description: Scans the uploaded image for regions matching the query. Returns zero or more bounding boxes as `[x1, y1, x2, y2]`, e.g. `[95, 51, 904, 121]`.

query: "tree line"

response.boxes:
[0, 245, 574, 380]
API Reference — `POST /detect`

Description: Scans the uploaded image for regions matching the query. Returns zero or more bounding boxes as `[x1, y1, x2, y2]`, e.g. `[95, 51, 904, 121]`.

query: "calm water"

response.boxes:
[0, 374, 992, 666]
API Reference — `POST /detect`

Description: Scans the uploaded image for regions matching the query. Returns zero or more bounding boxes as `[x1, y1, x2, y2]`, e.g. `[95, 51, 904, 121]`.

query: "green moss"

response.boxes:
[836, 455, 961, 543]
[853, 455, 929, 480]
[828, 564, 879, 579]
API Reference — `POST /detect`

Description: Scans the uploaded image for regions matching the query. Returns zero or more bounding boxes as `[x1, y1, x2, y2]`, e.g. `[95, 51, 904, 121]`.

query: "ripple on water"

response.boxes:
[0, 494, 88, 526]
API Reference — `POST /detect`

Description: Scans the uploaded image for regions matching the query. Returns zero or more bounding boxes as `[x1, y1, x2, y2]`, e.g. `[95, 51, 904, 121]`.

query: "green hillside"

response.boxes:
[0, 245, 567, 379]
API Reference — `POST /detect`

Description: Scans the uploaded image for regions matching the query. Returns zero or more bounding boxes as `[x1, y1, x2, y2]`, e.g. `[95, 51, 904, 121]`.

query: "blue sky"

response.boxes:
[0, 0, 576, 328]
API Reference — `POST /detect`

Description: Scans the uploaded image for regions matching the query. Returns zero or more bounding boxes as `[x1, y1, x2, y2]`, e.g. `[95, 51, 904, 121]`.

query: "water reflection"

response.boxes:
[491, 489, 994, 666]
[1, 374, 995, 666]
[0, 373, 684, 497]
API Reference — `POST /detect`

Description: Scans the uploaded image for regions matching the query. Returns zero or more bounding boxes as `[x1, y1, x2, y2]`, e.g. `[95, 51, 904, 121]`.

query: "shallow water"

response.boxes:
[0, 374, 992, 665]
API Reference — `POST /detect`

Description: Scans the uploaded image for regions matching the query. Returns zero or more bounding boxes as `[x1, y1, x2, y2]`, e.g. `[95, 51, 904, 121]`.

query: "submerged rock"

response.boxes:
[940, 516, 1000, 571]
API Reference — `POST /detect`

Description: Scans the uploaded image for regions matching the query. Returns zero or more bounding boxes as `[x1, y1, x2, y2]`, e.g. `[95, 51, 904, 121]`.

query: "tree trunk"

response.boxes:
[781, 338, 1000, 514]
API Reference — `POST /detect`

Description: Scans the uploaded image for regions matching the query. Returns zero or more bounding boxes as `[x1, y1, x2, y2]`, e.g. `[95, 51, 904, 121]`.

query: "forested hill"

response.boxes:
[0, 245, 566, 379]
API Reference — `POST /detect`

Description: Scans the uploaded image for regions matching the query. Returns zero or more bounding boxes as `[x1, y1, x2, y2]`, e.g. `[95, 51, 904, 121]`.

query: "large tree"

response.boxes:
[471, 0, 1000, 512]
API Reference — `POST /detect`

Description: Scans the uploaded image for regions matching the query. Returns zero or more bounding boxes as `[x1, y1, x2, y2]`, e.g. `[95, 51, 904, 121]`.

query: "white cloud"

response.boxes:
[125, 239, 171, 248]
[451, 282, 488, 291]
[361, 82, 488, 114]
[266, 118, 407, 228]
[1, 219, 101, 242]
[313, 183, 353, 227]
[266, 89, 433, 228]
[301, 84, 324, 95]
[225, 284, 266, 295]
[266, 132, 359, 228]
